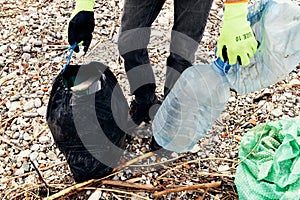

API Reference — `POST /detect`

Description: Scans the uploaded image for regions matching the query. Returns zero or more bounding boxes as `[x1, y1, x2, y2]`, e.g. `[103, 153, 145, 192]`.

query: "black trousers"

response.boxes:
[118, 0, 213, 103]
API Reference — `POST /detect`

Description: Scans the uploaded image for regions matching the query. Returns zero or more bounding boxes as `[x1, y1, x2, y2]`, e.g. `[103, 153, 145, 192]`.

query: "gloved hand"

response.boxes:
[68, 0, 95, 53]
[217, 1, 257, 66]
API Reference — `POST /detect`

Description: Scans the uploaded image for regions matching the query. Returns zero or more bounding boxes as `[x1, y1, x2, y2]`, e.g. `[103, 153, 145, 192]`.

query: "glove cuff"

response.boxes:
[223, 2, 248, 20]
[72, 0, 95, 17]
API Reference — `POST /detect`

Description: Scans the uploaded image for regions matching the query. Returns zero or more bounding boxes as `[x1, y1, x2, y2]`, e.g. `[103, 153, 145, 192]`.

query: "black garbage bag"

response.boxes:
[46, 62, 129, 182]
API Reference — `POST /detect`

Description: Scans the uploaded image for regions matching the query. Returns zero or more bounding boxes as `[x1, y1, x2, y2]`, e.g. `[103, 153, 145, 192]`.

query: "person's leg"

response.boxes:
[164, 0, 213, 96]
[151, 0, 213, 152]
[118, 0, 166, 104]
[118, 0, 166, 125]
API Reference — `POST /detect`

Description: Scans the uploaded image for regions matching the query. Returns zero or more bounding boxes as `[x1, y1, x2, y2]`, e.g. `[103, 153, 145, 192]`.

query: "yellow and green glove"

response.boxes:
[68, 0, 95, 53]
[217, 1, 257, 66]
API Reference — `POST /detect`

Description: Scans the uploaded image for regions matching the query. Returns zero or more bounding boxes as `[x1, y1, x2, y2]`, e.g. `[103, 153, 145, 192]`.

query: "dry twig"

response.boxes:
[152, 181, 222, 198]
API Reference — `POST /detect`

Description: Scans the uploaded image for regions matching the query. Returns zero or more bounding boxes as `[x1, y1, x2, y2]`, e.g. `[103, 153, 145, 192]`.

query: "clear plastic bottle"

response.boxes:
[152, 58, 231, 152]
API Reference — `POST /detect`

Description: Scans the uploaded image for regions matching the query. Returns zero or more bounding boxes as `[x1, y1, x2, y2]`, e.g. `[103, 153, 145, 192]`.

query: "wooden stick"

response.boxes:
[46, 179, 95, 200]
[113, 152, 154, 172]
[101, 180, 156, 191]
[152, 181, 222, 198]
[46, 179, 156, 200]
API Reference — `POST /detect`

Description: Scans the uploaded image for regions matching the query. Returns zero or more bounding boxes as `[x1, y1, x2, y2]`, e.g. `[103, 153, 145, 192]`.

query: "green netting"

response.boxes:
[234, 117, 300, 200]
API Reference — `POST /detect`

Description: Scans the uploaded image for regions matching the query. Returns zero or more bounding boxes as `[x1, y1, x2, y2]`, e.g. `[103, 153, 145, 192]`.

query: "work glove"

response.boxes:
[68, 0, 95, 53]
[217, 1, 258, 66]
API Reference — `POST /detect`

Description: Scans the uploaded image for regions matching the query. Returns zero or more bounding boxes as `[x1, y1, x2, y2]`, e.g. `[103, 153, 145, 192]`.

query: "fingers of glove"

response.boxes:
[227, 48, 238, 65]
[238, 52, 251, 66]
[74, 46, 80, 53]
[68, 20, 77, 47]
[239, 40, 258, 66]
[83, 34, 92, 53]
[217, 43, 225, 62]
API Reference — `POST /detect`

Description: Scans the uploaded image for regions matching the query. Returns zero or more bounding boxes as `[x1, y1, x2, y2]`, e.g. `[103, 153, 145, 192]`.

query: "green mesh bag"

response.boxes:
[235, 117, 300, 199]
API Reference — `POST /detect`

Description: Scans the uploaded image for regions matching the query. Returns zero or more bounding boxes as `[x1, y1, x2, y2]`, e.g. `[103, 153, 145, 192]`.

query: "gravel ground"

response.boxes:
[0, 0, 300, 199]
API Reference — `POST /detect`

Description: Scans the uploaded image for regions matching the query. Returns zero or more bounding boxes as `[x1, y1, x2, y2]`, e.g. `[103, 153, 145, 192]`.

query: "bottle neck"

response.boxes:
[213, 58, 232, 76]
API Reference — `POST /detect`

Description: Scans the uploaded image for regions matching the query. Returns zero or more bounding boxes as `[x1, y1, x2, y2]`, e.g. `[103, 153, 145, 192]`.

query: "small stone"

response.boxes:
[8, 101, 21, 111]
[33, 40, 42, 47]
[0, 150, 5, 157]
[37, 106, 47, 117]
[271, 108, 283, 117]
[30, 152, 39, 161]
[23, 100, 35, 111]
[0, 45, 8, 54]
[88, 190, 102, 200]
[10, 94, 21, 101]
[12, 131, 20, 139]
[19, 149, 31, 158]
[228, 96, 236, 103]
[21, 53, 31, 60]
[23, 112, 39, 118]
[141, 147, 147, 153]
[289, 78, 300, 86]
[34, 98, 42, 107]
[31, 144, 40, 151]
[23, 133, 33, 141]
[22, 45, 31, 52]
[53, 57, 63, 63]
[15, 167, 25, 176]
[0, 166, 4, 174]
[39, 136, 50, 144]
[10, 44, 18, 51]
[284, 92, 293, 99]
[189, 144, 201, 153]
[22, 162, 31, 172]
[46, 151, 57, 160]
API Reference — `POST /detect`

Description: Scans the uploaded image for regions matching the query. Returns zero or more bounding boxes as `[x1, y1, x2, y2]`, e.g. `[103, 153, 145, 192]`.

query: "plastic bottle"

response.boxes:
[152, 58, 231, 153]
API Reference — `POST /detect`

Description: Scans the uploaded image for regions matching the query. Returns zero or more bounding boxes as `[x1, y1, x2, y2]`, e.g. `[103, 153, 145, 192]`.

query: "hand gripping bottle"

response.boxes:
[226, 0, 300, 95]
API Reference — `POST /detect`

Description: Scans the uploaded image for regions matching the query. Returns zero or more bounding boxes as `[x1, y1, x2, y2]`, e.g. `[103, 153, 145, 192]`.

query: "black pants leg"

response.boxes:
[164, 0, 213, 96]
[118, 0, 166, 103]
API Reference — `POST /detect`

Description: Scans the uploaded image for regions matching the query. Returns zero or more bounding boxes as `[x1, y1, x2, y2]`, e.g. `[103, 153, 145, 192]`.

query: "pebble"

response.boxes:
[46, 151, 57, 161]
[0, 45, 8, 54]
[88, 190, 102, 200]
[21, 53, 31, 60]
[39, 136, 51, 144]
[37, 106, 47, 116]
[31, 144, 40, 151]
[12, 132, 20, 139]
[10, 44, 18, 51]
[30, 152, 39, 161]
[22, 45, 31, 52]
[19, 149, 31, 158]
[271, 107, 283, 117]
[7, 101, 21, 111]
[23, 100, 35, 111]
[22, 162, 31, 172]
[23, 133, 33, 141]
[23, 112, 39, 118]
[0, 150, 5, 157]
[33, 40, 43, 47]
[34, 98, 42, 107]
[15, 167, 25, 176]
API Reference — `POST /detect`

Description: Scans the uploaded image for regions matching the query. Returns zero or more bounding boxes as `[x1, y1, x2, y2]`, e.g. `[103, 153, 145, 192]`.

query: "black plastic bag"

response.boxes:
[46, 62, 128, 182]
